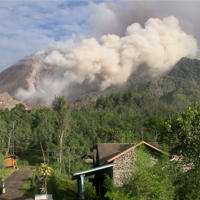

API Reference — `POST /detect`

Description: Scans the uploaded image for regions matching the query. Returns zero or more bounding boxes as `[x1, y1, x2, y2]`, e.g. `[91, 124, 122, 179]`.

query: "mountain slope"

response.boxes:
[87, 58, 200, 113]
[143, 58, 200, 111]
[0, 92, 21, 110]
[0, 57, 36, 96]
[0, 56, 200, 110]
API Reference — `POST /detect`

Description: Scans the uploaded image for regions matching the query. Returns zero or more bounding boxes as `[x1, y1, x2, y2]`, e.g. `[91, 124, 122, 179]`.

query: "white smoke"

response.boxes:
[15, 16, 197, 105]
[89, 1, 200, 44]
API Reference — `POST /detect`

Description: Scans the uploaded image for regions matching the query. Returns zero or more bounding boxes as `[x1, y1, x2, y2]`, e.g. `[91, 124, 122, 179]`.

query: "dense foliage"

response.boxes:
[105, 148, 182, 200]
[0, 89, 200, 199]
[0, 96, 166, 173]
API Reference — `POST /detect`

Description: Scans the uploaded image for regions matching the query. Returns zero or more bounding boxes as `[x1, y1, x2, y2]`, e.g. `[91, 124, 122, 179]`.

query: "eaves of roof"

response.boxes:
[107, 140, 168, 163]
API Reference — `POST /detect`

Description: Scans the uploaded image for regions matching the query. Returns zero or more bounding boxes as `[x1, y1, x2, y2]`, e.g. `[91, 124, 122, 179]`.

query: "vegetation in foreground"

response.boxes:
[0, 91, 200, 199]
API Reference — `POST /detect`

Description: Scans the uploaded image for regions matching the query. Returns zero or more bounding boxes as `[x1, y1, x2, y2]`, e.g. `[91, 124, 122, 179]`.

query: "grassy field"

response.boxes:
[0, 168, 16, 179]
[22, 169, 37, 198]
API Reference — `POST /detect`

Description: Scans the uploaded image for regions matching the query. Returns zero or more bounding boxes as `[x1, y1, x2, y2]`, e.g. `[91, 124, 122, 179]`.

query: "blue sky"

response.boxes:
[0, 0, 199, 71]
[0, 0, 103, 71]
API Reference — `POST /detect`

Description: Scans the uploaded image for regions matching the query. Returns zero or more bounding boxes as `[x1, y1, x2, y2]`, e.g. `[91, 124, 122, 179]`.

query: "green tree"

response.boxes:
[105, 148, 176, 200]
[175, 167, 200, 200]
[10, 104, 32, 156]
[105, 189, 134, 200]
[165, 102, 200, 166]
[52, 96, 71, 174]
[0, 112, 8, 155]
[33, 108, 56, 163]
[129, 150, 175, 200]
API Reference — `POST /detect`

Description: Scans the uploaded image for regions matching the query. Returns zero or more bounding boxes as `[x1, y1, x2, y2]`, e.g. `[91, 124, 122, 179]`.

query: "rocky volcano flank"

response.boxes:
[0, 55, 58, 107]
[0, 57, 36, 97]
[0, 92, 21, 110]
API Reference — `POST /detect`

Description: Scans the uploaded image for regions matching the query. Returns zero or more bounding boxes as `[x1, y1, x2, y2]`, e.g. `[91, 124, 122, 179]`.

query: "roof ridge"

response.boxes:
[107, 141, 166, 163]
[97, 143, 134, 144]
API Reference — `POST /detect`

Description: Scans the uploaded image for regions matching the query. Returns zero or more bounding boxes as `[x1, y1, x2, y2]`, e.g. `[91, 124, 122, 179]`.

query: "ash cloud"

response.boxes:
[15, 16, 197, 105]
[89, 1, 200, 44]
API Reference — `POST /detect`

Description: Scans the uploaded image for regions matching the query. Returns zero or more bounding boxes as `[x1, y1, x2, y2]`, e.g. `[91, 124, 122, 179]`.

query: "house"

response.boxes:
[73, 141, 166, 200]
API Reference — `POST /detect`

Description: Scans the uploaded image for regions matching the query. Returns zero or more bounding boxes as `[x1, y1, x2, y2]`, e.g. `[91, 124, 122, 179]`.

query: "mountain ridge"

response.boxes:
[0, 57, 200, 110]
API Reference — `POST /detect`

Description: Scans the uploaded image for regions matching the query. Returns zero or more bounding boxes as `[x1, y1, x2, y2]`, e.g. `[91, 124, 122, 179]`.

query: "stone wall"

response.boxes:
[113, 148, 158, 187]
[113, 149, 136, 187]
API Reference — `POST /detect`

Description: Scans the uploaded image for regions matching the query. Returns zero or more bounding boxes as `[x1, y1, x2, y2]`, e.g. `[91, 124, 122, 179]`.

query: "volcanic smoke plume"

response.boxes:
[15, 16, 197, 105]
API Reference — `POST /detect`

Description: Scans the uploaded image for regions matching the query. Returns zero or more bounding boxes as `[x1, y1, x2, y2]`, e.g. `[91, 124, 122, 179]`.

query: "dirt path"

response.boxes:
[0, 169, 34, 200]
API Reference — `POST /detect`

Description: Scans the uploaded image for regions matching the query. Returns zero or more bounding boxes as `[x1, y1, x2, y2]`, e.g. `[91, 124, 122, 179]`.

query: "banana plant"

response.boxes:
[38, 163, 53, 194]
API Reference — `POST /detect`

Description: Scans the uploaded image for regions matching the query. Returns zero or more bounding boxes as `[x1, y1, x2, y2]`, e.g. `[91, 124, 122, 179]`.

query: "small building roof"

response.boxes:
[94, 141, 166, 165]
[107, 141, 167, 163]
[95, 143, 134, 165]
[73, 163, 113, 179]
[4, 155, 16, 159]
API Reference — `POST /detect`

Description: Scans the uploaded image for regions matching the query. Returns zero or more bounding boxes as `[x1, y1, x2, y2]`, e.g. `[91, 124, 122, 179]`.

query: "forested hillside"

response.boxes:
[87, 58, 200, 112]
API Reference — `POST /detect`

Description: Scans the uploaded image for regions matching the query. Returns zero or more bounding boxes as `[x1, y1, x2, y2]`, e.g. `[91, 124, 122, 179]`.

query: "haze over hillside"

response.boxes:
[85, 58, 200, 111]
[0, 54, 200, 110]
